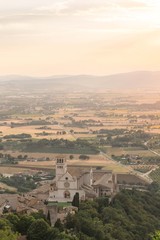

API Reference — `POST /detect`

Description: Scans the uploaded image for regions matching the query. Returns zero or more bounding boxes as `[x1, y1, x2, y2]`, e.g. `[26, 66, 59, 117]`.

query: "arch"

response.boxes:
[64, 190, 70, 199]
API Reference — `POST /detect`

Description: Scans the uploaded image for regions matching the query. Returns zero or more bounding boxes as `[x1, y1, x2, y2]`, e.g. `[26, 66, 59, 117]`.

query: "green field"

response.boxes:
[150, 167, 160, 184]
[102, 146, 156, 157]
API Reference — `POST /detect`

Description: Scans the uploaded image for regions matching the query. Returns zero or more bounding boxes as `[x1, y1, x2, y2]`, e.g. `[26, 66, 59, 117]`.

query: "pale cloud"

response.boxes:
[116, 0, 148, 9]
[0, 0, 159, 75]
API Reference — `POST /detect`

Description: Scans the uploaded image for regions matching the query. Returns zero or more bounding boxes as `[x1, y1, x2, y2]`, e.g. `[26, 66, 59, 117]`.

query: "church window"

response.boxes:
[65, 177, 68, 180]
[64, 182, 70, 188]
[57, 166, 63, 169]
[64, 191, 70, 199]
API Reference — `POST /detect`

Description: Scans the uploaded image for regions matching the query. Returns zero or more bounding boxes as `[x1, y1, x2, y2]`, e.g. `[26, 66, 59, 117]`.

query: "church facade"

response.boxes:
[48, 157, 86, 203]
[48, 156, 117, 204]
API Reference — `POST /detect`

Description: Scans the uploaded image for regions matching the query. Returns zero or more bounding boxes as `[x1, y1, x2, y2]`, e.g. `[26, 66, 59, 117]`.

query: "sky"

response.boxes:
[0, 0, 160, 76]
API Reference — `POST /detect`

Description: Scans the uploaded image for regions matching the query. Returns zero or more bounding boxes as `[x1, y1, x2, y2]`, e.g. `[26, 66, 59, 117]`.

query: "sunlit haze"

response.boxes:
[0, 0, 160, 76]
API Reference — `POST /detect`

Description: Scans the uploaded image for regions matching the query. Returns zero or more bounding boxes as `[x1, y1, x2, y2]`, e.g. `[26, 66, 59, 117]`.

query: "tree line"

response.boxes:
[0, 187, 160, 239]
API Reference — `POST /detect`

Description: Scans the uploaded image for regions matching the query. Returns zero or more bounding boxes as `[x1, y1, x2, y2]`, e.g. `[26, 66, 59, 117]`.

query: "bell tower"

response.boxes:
[55, 156, 67, 181]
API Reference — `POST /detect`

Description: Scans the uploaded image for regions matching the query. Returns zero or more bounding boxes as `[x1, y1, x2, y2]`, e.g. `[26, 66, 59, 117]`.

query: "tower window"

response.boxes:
[57, 158, 65, 164]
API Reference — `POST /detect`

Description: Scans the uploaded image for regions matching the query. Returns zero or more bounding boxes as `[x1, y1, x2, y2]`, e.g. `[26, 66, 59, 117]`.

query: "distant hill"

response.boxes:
[0, 71, 160, 91]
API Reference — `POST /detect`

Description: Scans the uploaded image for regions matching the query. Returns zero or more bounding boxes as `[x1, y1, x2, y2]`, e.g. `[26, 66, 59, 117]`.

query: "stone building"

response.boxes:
[47, 155, 150, 225]
[47, 156, 117, 225]
[48, 156, 117, 203]
[48, 157, 86, 203]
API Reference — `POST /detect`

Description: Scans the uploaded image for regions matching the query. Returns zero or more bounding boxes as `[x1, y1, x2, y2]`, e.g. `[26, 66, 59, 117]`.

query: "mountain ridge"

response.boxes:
[0, 71, 160, 90]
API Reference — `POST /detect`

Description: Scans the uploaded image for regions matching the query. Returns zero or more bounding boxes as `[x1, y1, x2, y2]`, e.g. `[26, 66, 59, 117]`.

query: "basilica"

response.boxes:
[48, 156, 117, 204]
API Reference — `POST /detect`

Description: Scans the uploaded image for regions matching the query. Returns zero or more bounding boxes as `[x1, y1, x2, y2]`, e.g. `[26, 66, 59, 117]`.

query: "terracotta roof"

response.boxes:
[0, 194, 19, 206]
[117, 173, 149, 185]
[30, 183, 51, 194]
[68, 167, 87, 178]
[93, 173, 112, 187]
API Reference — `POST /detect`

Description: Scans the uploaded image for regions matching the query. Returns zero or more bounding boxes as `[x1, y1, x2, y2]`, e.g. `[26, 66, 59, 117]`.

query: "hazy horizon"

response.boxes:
[0, 0, 160, 76]
[0, 70, 160, 79]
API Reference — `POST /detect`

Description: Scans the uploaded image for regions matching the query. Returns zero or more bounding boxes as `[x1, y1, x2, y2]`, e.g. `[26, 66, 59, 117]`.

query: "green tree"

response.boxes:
[54, 219, 64, 232]
[46, 210, 51, 225]
[46, 227, 60, 240]
[72, 192, 79, 208]
[27, 219, 50, 240]
[0, 229, 18, 240]
[152, 231, 160, 240]
[31, 210, 46, 220]
[17, 215, 35, 235]
[0, 219, 11, 231]
[0, 218, 19, 240]
[5, 213, 20, 232]
[57, 232, 78, 240]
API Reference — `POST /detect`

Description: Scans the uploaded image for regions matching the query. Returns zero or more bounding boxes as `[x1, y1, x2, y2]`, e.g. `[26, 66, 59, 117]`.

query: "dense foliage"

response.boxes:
[0, 175, 36, 192]
[24, 138, 99, 154]
[0, 218, 19, 240]
[151, 231, 160, 240]
[65, 189, 160, 240]
[1, 138, 100, 154]
[150, 167, 160, 185]
[104, 130, 151, 148]
[0, 189, 160, 239]
[3, 134, 32, 139]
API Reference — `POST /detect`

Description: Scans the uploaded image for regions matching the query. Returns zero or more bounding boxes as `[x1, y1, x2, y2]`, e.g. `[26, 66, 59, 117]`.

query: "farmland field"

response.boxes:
[104, 147, 157, 158]
[18, 159, 130, 173]
[1, 90, 160, 176]
[0, 182, 17, 192]
[0, 166, 37, 175]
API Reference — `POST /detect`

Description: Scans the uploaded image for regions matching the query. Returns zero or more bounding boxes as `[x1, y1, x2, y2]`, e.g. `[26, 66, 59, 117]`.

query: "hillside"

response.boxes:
[0, 71, 160, 91]
[1, 188, 160, 240]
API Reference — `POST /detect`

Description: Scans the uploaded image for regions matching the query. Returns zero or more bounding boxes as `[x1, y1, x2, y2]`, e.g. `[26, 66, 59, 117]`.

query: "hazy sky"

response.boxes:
[0, 0, 160, 76]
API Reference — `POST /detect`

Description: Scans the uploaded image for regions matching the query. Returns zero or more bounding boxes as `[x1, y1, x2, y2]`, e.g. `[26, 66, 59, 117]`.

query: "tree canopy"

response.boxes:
[0, 189, 160, 240]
